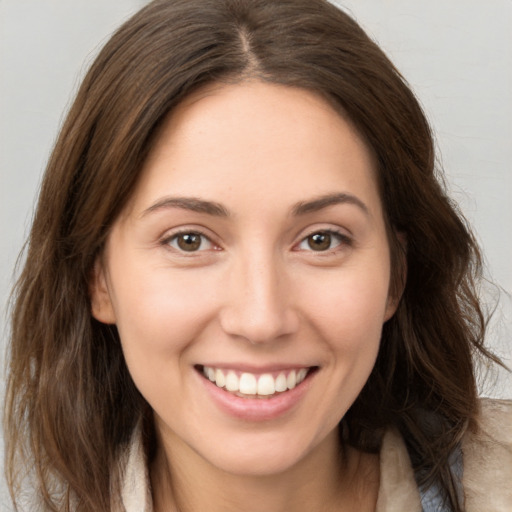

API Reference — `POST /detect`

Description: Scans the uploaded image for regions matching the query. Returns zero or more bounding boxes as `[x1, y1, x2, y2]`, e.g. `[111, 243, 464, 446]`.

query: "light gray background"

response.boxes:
[1, 1, 511, 509]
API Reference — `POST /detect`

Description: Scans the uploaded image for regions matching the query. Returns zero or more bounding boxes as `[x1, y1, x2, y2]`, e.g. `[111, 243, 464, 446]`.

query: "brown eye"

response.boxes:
[177, 233, 201, 251]
[168, 232, 210, 252]
[307, 232, 332, 251]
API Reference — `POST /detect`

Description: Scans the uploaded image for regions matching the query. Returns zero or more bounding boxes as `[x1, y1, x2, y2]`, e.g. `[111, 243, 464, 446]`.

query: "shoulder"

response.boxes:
[475, 397, 512, 431]
[462, 398, 512, 512]
[376, 428, 422, 511]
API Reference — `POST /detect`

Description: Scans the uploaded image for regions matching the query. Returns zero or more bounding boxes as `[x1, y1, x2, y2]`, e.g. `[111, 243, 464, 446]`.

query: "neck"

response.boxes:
[150, 426, 379, 512]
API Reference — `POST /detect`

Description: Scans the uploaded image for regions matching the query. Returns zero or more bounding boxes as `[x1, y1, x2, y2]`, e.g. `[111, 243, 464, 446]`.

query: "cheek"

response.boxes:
[295, 268, 389, 439]
[107, 264, 226, 419]
[300, 264, 391, 346]
[108, 263, 220, 366]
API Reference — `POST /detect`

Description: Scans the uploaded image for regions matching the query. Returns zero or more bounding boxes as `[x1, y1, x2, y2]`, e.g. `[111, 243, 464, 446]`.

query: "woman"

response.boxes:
[4, 0, 511, 511]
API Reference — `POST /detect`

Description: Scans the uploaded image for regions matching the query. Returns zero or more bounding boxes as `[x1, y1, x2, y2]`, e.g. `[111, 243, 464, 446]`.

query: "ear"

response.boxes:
[384, 290, 402, 322]
[384, 231, 407, 322]
[89, 259, 117, 324]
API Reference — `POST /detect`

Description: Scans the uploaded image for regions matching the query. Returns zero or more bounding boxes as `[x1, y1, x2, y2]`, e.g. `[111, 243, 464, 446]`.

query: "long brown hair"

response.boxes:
[4, 1, 502, 510]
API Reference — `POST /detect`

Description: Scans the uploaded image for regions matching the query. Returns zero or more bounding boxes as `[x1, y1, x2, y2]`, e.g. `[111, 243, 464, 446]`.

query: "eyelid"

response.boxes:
[294, 227, 353, 252]
[160, 227, 221, 253]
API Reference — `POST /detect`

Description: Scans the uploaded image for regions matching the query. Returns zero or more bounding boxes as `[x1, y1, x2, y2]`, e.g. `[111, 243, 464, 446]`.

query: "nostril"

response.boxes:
[219, 307, 299, 345]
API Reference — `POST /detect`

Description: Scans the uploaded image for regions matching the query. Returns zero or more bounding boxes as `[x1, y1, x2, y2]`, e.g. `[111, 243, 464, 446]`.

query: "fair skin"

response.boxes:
[91, 81, 397, 511]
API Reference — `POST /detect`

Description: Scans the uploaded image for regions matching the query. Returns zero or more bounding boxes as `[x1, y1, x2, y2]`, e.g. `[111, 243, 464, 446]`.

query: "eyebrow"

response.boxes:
[141, 197, 229, 217]
[141, 192, 369, 219]
[291, 193, 370, 217]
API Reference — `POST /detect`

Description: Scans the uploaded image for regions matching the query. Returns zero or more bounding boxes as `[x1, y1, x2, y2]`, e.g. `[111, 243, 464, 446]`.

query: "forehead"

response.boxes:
[128, 80, 382, 219]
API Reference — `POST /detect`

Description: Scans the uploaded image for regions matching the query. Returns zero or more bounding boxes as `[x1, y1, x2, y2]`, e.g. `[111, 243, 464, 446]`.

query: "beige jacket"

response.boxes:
[117, 399, 512, 511]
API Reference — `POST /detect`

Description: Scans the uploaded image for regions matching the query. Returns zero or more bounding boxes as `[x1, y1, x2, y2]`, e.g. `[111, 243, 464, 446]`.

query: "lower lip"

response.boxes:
[197, 370, 315, 422]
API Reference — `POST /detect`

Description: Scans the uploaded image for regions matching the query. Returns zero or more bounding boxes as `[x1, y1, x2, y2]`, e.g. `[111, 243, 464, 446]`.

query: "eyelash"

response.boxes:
[161, 229, 216, 253]
[295, 229, 352, 253]
[161, 228, 352, 254]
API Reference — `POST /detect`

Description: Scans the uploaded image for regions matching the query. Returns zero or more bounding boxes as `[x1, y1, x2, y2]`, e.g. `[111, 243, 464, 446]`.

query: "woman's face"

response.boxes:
[92, 81, 397, 476]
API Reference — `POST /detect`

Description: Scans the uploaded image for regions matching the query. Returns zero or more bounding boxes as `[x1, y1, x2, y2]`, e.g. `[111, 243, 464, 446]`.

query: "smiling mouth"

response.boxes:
[196, 365, 318, 399]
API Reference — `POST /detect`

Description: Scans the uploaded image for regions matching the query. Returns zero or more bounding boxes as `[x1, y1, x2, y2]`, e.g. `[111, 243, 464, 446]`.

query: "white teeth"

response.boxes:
[202, 366, 311, 397]
[287, 370, 296, 389]
[297, 368, 308, 383]
[257, 374, 275, 396]
[215, 368, 226, 388]
[239, 373, 257, 394]
[225, 371, 239, 392]
[275, 373, 288, 392]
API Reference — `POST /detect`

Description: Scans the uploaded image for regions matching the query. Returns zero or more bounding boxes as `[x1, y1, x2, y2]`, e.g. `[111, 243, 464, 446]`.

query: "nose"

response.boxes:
[219, 251, 299, 344]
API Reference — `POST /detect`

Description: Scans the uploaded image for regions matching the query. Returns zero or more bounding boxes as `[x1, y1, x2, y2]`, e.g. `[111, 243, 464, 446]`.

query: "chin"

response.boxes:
[193, 425, 338, 478]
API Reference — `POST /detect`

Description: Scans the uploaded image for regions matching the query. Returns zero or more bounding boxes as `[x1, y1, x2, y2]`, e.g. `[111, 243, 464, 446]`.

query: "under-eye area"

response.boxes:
[195, 365, 319, 399]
